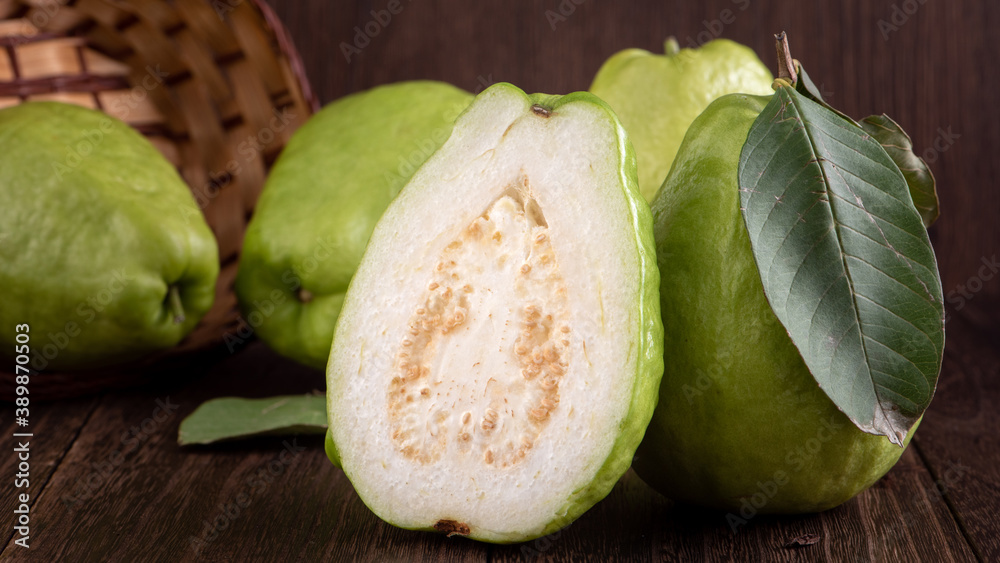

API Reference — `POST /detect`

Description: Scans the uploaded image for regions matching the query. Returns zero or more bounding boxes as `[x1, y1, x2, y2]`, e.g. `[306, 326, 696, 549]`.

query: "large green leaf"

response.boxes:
[738, 86, 945, 445]
[795, 64, 940, 229]
[179, 395, 327, 446]
[859, 114, 940, 227]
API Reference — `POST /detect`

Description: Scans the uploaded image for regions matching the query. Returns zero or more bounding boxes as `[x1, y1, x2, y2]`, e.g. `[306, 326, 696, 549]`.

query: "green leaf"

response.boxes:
[179, 395, 327, 446]
[794, 63, 855, 125]
[859, 114, 940, 227]
[738, 86, 945, 445]
[794, 62, 828, 103]
[796, 64, 939, 228]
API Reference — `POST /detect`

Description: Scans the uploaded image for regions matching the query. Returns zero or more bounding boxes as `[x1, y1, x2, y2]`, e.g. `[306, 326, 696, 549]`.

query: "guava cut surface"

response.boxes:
[325, 83, 663, 543]
[590, 38, 773, 202]
[634, 93, 914, 515]
[0, 102, 218, 370]
[235, 81, 473, 369]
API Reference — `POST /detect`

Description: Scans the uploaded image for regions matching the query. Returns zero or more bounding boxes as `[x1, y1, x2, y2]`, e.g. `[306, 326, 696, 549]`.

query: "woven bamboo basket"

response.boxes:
[0, 0, 317, 400]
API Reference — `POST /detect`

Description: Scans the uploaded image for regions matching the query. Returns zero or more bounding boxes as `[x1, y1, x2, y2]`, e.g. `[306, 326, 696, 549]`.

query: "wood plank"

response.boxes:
[912, 316, 1000, 561]
[488, 448, 974, 562]
[2, 341, 980, 560]
[1, 342, 487, 561]
[0, 395, 99, 551]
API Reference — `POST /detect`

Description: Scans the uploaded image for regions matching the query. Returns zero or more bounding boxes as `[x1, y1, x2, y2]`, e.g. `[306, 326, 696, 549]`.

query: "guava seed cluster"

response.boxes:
[387, 180, 571, 469]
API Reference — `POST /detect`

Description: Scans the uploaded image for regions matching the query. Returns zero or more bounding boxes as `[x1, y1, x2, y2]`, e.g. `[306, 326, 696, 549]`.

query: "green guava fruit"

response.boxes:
[590, 38, 773, 202]
[0, 102, 218, 370]
[235, 81, 473, 369]
[325, 83, 663, 543]
[633, 93, 916, 515]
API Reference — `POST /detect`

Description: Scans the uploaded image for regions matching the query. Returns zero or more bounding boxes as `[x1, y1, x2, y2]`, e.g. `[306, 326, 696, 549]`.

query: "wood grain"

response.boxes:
[2, 1, 997, 560]
[1, 340, 986, 561]
[1, 343, 491, 561]
[913, 317, 1000, 562]
[0, 396, 99, 548]
[489, 450, 975, 563]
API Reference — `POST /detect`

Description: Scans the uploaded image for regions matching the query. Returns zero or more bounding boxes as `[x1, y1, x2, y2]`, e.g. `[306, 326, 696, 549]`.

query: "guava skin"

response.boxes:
[634, 94, 915, 514]
[325, 84, 664, 543]
[520, 89, 664, 541]
[235, 81, 473, 369]
[590, 38, 774, 202]
[0, 102, 218, 371]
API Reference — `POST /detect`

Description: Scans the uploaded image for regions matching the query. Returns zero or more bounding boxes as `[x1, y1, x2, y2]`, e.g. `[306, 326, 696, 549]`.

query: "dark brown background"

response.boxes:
[272, 0, 1000, 331]
[2, 1, 997, 561]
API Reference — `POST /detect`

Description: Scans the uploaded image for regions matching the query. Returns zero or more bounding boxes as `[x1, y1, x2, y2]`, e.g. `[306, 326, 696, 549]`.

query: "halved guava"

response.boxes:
[236, 81, 472, 369]
[325, 83, 662, 543]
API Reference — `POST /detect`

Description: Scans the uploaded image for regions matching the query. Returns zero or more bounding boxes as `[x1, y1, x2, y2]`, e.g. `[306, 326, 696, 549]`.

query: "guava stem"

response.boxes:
[168, 286, 186, 324]
[664, 37, 680, 56]
[774, 32, 798, 86]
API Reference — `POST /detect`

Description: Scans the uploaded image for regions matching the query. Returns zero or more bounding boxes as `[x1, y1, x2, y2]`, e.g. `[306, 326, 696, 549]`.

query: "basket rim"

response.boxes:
[251, 0, 319, 113]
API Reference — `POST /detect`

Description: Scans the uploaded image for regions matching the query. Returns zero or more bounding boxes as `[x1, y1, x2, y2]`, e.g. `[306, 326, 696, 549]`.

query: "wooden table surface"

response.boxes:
[3, 1, 999, 561]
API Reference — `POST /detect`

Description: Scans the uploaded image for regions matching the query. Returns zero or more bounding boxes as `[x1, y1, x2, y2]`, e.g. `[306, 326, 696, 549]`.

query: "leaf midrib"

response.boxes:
[781, 87, 895, 439]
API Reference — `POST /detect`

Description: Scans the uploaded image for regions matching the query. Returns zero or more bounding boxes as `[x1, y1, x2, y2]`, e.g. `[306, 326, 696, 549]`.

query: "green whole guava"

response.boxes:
[0, 102, 218, 371]
[590, 38, 773, 202]
[325, 83, 662, 543]
[634, 93, 915, 515]
[235, 81, 473, 369]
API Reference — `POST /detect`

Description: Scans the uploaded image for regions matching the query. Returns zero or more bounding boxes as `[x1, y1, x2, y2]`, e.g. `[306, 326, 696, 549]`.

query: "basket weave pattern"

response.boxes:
[0, 0, 316, 399]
